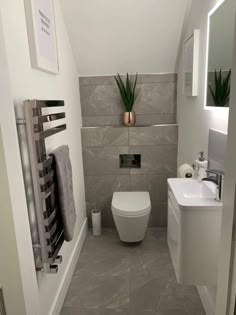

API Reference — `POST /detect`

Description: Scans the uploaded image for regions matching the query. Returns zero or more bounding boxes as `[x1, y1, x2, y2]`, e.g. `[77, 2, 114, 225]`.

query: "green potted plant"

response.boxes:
[114, 73, 139, 126]
[209, 69, 231, 107]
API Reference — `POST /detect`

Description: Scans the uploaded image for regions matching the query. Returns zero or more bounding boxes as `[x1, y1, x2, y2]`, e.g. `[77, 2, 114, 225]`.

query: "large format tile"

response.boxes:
[82, 146, 129, 175]
[61, 229, 205, 315]
[157, 279, 205, 315]
[83, 115, 122, 127]
[135, 82, 177, 114]
[129, 145, 177, 174]
[82, 114, 176, 127]
[79, 74, 177, 86]
[84, 175, 130, 226]
[80, 85, 123, 117]
[129, 125, 178, 146]
[136, 113, 176, 126]
[81, 127, 128, 146]
[149, 201, 168, 227]
[129, 174, 171, 201]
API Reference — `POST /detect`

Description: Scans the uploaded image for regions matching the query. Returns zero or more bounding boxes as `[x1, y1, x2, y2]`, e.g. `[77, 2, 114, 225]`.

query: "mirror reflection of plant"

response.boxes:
[209, 69, 231, 107]
[114, 73, 140, 112]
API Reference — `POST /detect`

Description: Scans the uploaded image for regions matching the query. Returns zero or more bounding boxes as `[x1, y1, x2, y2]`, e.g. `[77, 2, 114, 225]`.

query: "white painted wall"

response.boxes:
[0, 14, 27, 314]
[0, 0, 86, 314]
[176, 0, 231, 313]
[0, 125, 27, 315]
[60, 0, 190, 76]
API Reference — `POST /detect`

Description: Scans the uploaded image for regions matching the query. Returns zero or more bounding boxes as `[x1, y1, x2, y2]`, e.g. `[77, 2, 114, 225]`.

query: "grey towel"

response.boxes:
[51, 145, 77, 241]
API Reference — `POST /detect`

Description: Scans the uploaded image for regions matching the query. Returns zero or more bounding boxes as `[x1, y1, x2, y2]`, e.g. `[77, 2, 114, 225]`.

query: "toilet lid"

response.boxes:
[112, 192, 151, 216]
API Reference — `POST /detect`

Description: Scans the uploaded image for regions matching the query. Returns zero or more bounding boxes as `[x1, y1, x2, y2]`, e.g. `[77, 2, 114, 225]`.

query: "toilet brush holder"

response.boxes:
[91, 209, 102, 236]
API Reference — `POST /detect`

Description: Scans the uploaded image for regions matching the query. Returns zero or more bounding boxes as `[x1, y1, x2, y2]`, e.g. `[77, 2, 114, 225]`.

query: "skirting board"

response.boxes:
[197, 286, 215, 315]
[50, 218, 88, 315]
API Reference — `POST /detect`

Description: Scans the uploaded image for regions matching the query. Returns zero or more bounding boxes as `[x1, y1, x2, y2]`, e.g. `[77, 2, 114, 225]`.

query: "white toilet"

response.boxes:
[111, 191, 151, 242]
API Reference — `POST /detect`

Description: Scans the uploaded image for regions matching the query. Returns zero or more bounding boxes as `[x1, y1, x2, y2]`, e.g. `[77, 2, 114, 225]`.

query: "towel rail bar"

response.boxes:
[38, 157, 53, 171]
[39, 170, 54, 186]
[41, 183, 55, 199]
[34, 124, 66, 140]
[22, 99, 66, 273]
[32, 112, 66, 124]
[44, 209, 57, 226]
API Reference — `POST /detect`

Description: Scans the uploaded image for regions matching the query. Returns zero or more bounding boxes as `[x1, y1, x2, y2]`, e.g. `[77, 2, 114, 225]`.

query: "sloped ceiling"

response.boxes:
[60, 0, 190, 76]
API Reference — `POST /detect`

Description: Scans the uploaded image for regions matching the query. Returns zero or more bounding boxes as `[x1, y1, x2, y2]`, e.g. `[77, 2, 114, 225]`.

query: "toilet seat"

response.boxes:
[112, 192, 151, 217]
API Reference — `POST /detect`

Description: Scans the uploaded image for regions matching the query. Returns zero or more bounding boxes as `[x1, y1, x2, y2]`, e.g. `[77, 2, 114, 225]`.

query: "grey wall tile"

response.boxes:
[136, 114, 176, 126]
[79, 73, 178, 227]
[83, 114, 176, 127]
[208, 128, 227, 171]
[79, 73, 177, 86]
[84, 175, 130, 227]
[149, 201, 168, 227]
[79, 74, 177, 127]
[130, 174, 172, 202]
[135, 82, 177, 114]
[82, 146, 129, 175]
[129, 125, 178, 146]
[129, 145, 177, 175]
[80, 85, 123, 116]
[79, 76, 115, 86]
[137, 73, 177, 83]
[83, 115, 122, 127]
[82, 127, 128, 146]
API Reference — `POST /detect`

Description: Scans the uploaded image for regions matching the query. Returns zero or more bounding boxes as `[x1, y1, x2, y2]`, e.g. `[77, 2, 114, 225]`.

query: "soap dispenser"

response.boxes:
[194, 151, 208, 179]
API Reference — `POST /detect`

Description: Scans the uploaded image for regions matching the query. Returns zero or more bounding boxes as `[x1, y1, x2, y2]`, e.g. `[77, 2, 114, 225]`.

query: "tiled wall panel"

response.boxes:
[82, 126, 178, 227]
[80, 74, 178, 228]
[79, 74, 177, 127]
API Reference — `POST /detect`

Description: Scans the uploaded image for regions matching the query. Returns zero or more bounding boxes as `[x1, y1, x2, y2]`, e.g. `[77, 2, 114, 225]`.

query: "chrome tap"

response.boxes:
[202, 169, 224, 201]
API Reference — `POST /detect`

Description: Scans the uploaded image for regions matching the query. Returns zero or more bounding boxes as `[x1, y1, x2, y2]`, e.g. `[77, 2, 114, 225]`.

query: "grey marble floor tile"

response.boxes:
[61, 229, 205, 315]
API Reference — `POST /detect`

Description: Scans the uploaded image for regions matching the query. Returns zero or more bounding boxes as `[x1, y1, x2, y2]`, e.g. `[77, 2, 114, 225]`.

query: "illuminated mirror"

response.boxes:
[206, 0, 236, 107]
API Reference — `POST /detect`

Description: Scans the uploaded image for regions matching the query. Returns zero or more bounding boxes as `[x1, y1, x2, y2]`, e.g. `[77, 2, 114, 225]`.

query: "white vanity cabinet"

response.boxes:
[167, 179, 222, 286]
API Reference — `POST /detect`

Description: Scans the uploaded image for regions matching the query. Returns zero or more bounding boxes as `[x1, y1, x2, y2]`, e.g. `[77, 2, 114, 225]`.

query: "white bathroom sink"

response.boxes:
[167, 178, 222, 285]
[167, 178, 222, 209]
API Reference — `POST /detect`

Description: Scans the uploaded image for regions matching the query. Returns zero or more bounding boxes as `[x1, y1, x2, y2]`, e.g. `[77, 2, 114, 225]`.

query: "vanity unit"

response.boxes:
[167, 178, 222, 285]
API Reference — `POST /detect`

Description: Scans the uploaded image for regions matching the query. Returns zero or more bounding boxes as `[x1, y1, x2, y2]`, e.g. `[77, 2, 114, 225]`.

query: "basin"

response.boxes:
[167, 178, 222, 285]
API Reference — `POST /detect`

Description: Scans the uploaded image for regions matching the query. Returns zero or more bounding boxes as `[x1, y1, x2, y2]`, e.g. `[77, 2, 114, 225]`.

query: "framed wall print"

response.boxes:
[24, 0, 59, 74]
[183, 29, 200, 96]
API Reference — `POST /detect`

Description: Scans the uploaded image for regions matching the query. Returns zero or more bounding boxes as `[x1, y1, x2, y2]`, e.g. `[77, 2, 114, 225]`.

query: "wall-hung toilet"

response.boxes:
[112, 192, 151, 242]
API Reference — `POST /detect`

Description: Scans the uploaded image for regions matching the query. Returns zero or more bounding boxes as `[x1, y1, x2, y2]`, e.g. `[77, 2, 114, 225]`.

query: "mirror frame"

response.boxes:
[204, 0, 230, 112]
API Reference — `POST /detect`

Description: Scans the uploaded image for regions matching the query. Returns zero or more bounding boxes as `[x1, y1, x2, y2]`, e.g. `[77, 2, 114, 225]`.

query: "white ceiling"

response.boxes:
[60, 0, 191, 76]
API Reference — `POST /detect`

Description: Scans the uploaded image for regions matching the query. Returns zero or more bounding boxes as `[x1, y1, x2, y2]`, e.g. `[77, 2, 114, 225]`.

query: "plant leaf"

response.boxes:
[114, 73, 139, 112]
[114, 75, 129, 111]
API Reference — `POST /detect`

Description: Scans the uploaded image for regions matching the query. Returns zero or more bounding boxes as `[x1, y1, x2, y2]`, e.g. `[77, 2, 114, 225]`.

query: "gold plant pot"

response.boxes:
[123, 112, 136, 126]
